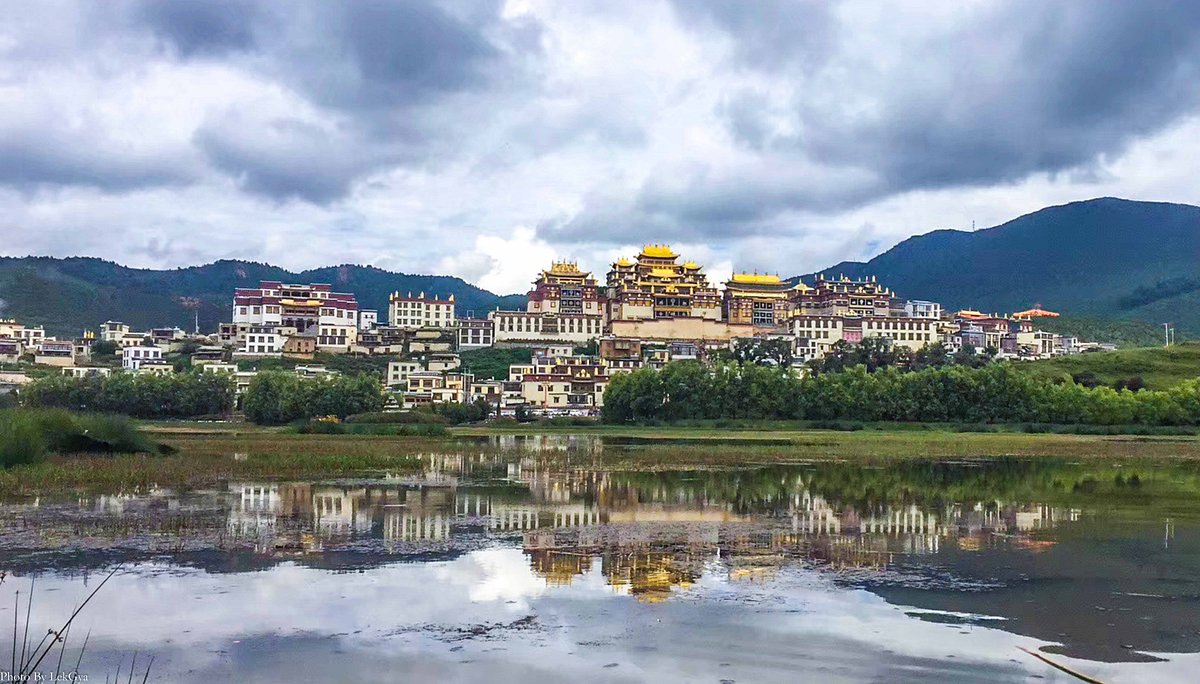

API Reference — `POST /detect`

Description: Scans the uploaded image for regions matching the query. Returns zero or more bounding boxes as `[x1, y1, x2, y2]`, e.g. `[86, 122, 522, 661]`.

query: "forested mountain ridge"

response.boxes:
[797, 198, 1200, 334]
[0, 257, 526, 336]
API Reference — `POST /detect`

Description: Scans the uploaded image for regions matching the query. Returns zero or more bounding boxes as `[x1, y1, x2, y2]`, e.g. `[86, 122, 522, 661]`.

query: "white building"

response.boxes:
[235, 326, 287, 358]
[388, 292, 456, 330]
[233, 281, 358, 351]
[904, 300, 943, 320]
[457, 318, 495, 349]
[100, 321, 131, 343]
[386, 360, 422, 389]
[122, 345, 163, 370]
[358, 309, 378, 331]
[64, 366, 112, 379]
[490, 311, 603, 345]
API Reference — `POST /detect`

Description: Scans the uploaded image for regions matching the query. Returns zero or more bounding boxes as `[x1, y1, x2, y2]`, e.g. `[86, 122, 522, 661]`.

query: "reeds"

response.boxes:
[2, 568, 153, 682]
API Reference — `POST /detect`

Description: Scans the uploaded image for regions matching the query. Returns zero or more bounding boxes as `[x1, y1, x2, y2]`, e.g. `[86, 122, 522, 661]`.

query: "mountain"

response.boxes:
[0, 257, 526, 337]
[798, 198, 1200, 333]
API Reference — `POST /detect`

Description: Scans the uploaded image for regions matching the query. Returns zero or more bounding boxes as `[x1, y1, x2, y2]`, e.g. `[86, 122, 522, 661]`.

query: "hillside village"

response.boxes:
[1, 244, 1120, 416]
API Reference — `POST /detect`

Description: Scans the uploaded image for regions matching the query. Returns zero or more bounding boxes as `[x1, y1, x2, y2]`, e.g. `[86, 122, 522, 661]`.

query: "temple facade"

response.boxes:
[527, 261, 604, 316]
[723, 273, 792, 326]
[233, 281, 358, 351]
[605, 245, 722, 322]
[790, 274, 895, 318]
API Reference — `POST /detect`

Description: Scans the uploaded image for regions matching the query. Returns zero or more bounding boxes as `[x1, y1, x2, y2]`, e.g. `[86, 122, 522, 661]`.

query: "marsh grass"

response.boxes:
[0, 409, 164, 468]
[0, 433, 434, 496]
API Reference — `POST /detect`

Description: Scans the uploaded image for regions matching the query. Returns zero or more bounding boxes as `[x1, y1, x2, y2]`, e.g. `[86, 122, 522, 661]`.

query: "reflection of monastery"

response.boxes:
[222, 454, 1082, 599]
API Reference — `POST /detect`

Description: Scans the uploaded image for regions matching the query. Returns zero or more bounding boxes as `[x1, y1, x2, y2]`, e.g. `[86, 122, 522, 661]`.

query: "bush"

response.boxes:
[430, 400, 492, 425]
[0, 408, 162, 467]
[0, 410, 46, 467]
[345, 411, 448, 425]
[291, 420, 448, 437]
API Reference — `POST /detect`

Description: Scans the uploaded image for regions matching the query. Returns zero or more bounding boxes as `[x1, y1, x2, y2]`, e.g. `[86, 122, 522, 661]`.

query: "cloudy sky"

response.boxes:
[2, 0, 1199, 294]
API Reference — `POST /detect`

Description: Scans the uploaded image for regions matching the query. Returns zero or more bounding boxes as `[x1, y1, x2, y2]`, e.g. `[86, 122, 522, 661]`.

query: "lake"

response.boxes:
[2, 435, 1199, 682]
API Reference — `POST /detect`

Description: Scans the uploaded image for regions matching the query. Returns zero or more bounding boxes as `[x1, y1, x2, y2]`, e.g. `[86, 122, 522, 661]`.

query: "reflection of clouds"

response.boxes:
[437, 547, 548, 604]
[5, 555, 1200, 683]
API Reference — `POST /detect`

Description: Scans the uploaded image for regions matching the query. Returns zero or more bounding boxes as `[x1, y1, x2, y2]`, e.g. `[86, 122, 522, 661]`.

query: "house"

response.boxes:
[35, 339, 76, 367]
[0, 339, 23, 363]
[386, 360, 422, 389]
[122, 345, 164, 370]
[191, 346, 227, 365]
[65, 366, 112, 379]
[100, 321, 130, 343]
[427, 353, 461, 373]
[136, 362, 175, 375]
[457, 318, 495, 349]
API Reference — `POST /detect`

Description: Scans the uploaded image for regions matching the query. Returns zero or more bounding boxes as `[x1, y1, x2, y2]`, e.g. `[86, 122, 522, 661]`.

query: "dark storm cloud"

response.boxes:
[728, 1, 1200, 196]
[0, 128, 197, 192]
[669, 0, 837, 70]
[805, 1, 1200, 192]
[0, 1, 536, 203]
[193, 113, 396, 204]
[134, 0, 262, 57]
[545, 0, 1200, 247]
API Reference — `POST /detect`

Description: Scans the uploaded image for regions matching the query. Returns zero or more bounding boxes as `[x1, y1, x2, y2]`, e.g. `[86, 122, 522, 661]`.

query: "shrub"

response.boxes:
[345, 411, 448, 425]
[0, 408, 161, 466]
[0, 410, 46, 467]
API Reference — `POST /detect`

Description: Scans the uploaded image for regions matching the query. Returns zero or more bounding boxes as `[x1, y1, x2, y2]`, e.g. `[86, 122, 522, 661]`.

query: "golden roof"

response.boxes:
[649, 268, 677, 278]
[1012, 308, 1060, 320]
[545, 261, 587, 276]
[640, 244, 678, 258]
[683, 261, 701, 269]
[615, 257, 633, 267]
[730, 273, 782, 285]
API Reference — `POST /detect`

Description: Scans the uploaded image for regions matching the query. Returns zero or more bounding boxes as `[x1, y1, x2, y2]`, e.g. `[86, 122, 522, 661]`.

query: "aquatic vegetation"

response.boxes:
[1, 569, 153, 682]
[0, 409, 164, 468]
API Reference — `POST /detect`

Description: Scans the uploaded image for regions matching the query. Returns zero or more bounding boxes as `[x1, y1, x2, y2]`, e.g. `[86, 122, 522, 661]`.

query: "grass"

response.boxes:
[8, 419, 1200, 497]
[1012, 342, 1200, 390]
[0, 433, 436, 496]
[0, 408, 162, 467]
[459, 346, 533, 380]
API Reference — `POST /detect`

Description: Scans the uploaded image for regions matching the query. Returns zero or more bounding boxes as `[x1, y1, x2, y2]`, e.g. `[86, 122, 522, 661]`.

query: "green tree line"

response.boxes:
[601, 361, 1200, 426]
[243, 371, 384, 425]
[20, 371, 235, 418]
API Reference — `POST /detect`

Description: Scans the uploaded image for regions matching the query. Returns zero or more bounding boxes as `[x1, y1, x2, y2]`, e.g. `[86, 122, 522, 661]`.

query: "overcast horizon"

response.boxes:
[3, 0, 1199, 295]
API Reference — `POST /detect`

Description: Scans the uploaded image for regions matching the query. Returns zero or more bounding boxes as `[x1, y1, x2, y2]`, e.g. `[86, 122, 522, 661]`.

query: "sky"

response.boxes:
[2, 0, 1199, 295]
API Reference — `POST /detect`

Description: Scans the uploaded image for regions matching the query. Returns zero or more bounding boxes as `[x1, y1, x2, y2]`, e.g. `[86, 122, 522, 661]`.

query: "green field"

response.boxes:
[1014, 342, 1200, 390]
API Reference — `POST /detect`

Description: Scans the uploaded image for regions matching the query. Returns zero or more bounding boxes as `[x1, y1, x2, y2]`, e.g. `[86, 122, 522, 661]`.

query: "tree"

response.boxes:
[731, 337, 792, 366]
[90, 340, 119, 357]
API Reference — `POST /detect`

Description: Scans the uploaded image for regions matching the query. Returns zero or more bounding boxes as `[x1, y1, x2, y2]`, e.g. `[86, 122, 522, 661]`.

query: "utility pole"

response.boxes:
[1163, 323, 1172, 348]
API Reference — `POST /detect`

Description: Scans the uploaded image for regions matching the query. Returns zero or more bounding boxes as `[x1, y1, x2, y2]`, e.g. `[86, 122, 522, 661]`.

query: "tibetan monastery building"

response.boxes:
[605, 245, 722, 322]
[723, 273, 791, 326]
[491, 261, 605, 345]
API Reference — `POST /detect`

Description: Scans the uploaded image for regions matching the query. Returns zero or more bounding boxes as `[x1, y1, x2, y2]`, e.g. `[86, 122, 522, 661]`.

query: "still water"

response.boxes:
[2, 436, 1200, 682]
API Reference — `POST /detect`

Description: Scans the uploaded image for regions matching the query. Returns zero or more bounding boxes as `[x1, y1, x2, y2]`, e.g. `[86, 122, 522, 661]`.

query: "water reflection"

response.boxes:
[2, 449, 1200, 681]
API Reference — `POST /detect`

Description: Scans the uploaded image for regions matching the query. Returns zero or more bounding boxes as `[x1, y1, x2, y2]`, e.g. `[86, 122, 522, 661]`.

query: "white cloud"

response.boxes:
[0, 0, 1198, 290]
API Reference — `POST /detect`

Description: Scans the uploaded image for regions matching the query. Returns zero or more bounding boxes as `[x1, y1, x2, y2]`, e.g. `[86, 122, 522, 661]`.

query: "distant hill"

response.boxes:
[0, 257, 526, 337]
[798, 198, 1200, 335]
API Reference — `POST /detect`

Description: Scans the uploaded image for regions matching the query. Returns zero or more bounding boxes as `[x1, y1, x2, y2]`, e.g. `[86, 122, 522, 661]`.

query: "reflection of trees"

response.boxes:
[606, 458, 1200, 515]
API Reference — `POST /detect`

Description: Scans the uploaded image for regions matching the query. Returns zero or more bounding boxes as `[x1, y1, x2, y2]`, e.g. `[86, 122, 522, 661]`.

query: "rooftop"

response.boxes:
[640, 244, 677, 259]
[730, 273, 782, 285]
